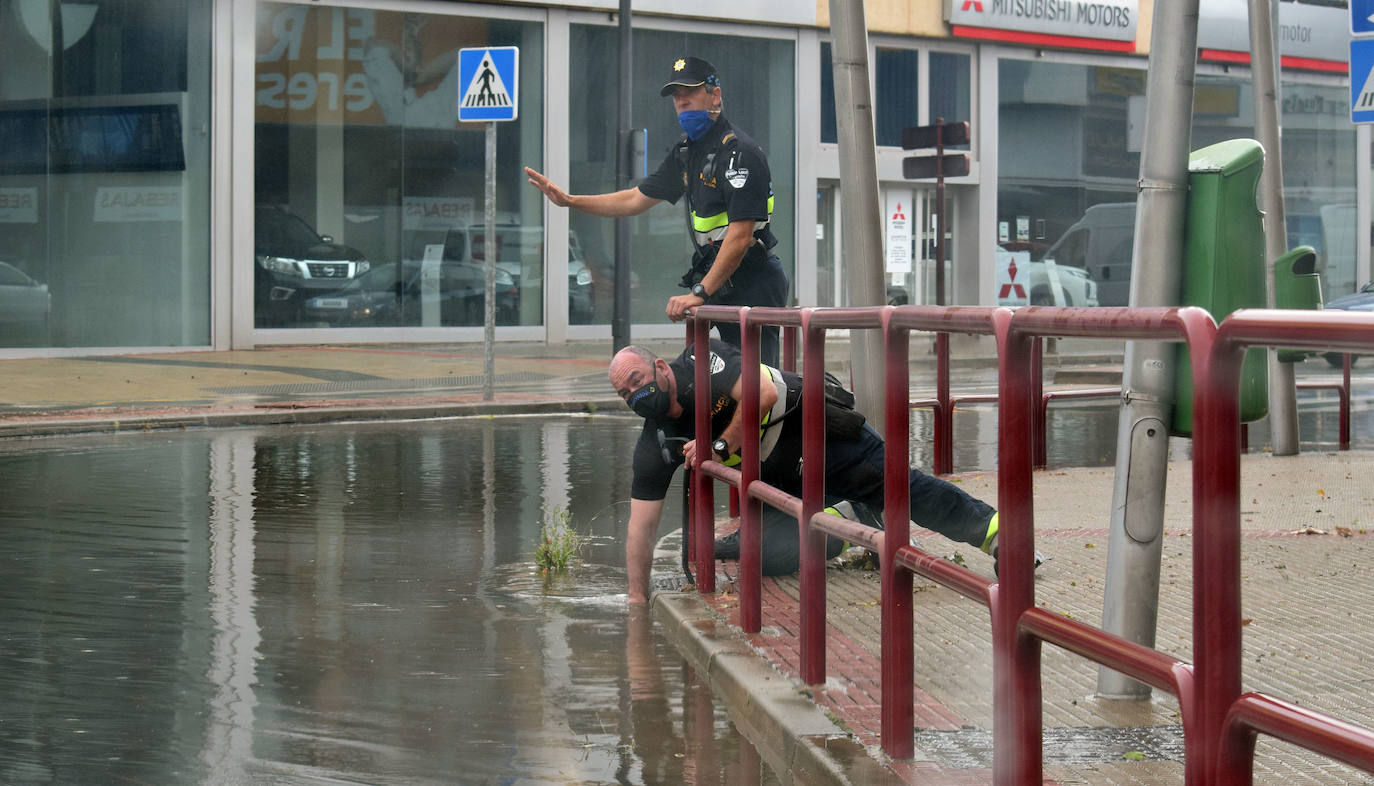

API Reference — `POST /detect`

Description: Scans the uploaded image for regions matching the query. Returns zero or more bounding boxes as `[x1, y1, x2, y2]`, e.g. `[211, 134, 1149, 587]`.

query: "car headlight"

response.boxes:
[355, 260, 370, 275]
[575, 269, 592, 286]
[259, 256, 303, 276]
[494, 269, 516, 287]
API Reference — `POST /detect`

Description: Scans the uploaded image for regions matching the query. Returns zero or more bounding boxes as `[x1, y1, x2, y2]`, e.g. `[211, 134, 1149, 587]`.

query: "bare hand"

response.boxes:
[666, 293, 704, 322]
[682, 438, 698, 467]
[525, 167, 572, 208]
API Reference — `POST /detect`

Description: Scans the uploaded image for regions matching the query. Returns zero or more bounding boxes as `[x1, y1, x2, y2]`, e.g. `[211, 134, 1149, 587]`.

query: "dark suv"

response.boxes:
[255, 205, 370, 325]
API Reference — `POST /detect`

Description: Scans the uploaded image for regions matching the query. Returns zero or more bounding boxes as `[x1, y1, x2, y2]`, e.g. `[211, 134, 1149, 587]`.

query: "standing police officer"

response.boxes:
[525, 56, 790, 366]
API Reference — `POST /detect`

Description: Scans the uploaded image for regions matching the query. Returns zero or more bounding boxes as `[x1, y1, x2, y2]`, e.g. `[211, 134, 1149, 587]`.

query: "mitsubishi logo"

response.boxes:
[961, 0, 984, 10]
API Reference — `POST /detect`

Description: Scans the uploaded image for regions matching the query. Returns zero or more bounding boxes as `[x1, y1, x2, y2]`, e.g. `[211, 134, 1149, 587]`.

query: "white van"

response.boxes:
[1042, 203, 1136, 307]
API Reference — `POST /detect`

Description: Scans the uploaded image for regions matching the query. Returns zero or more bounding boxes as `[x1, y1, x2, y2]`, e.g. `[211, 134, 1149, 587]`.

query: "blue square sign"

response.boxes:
[1353, 39, 1374, 123]
[1355, 0, 1374, 36]
[458, 47, 519, 122]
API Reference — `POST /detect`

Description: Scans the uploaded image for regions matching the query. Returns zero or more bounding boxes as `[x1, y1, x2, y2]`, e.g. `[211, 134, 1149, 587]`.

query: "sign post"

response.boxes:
[459, 46, 519, 400]
[901, 118, 970, 475]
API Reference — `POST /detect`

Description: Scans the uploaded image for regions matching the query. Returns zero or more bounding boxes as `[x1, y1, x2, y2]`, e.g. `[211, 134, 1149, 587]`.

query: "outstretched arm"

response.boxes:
[525, 167, 659, 217]
[625, 497, 666, 604]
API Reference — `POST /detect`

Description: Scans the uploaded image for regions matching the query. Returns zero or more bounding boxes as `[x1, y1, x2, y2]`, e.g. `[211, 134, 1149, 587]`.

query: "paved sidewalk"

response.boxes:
[652, 451, 1374, 785]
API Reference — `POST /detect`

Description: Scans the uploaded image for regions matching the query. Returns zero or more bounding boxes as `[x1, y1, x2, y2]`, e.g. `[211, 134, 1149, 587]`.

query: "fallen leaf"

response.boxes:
[1289, 527, 1327, 536]
[1241, 618, 1253, 626]
[1122, 751, 1147, 761]
[1336, 526, 1353, 538]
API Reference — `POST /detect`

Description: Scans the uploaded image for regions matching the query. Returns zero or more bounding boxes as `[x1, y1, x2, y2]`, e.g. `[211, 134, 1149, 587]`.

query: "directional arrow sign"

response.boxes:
[1354, 0, 1374, 36]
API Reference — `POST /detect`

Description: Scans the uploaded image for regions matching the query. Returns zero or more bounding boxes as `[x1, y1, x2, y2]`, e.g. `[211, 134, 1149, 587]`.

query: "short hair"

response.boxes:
[608, 345, 660, 390]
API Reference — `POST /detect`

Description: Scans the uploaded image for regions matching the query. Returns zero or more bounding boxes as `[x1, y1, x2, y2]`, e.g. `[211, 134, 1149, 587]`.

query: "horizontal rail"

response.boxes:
[1221, 693, 1374, 780]
[1020, 607, 1191, 698]
[893, 543, 994, 606]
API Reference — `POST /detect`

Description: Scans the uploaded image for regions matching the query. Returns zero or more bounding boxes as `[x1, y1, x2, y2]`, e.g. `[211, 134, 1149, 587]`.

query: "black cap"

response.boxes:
[659, 56, 719, 97]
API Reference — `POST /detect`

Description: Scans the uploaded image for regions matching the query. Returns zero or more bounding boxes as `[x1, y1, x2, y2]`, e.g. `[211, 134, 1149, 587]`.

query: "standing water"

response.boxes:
[0, 419, 777, 784]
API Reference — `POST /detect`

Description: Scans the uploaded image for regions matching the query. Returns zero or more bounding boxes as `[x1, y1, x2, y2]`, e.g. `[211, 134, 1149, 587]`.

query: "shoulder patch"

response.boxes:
[689, 350, 727, 374]
[724, 151, 748, 188]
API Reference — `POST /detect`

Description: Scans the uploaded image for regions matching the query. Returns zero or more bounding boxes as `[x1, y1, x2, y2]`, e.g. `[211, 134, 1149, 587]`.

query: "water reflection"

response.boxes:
[0, 420, 772, 784]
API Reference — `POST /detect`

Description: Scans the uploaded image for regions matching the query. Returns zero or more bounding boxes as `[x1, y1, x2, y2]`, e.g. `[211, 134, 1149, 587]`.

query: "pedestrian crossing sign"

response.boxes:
[1352, 39, 1374, 123]
[458, 47, 519, 122]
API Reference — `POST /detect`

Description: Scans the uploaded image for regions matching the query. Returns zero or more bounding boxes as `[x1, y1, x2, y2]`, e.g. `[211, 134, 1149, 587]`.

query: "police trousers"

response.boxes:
[762, 423, 995, 549]
[706, 252, 789, 368]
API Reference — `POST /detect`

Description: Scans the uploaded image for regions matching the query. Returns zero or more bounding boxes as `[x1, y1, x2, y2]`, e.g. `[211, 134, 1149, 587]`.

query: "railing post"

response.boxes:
[880, 311, 915, 758]
[935, 330, 953, 474]
[738, 309, 763, 633]
[1032, 337, 1048, 469]
[1191, 326, 1244, 786]
[1342, 353, 1352, 451]
[992, 310, 1042, 785]
[692, 315, 716, 594]
[799, 313, 828, 685]
[782, 325, 799, 373]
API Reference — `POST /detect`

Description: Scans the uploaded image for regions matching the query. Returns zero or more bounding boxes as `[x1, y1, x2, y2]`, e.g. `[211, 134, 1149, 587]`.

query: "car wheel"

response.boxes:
[1030, 287, 1053, 306]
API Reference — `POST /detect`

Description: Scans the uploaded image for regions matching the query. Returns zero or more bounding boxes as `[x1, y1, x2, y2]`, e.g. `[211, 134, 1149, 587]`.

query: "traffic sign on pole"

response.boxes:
[1353, 0, 1374, 36]
[1351, 39, 1374, 123]
[458, 47, 519, 122]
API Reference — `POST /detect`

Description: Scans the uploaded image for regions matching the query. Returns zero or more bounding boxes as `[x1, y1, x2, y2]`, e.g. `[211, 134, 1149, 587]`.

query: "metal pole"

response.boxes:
[828, 0, 886, 433]
[612, 0, 633, 352]
[483, 121, 496, 401]
[1096, 0, 1199, 698]
[1252, 0, 1299, 455]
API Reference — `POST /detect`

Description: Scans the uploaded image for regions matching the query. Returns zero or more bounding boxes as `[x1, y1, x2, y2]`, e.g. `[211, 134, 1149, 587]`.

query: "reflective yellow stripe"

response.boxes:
[690, 195, 774, 233]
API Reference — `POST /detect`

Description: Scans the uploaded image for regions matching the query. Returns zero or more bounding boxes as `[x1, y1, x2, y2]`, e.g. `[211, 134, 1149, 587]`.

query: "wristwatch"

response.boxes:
[712, 438, 730, 459]
[691, 282, 709, 300]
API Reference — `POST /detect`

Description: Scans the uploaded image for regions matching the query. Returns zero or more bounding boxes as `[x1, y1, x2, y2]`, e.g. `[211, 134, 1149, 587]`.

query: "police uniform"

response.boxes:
[628, 340, 997, 573]
[637, 57, 790, 367]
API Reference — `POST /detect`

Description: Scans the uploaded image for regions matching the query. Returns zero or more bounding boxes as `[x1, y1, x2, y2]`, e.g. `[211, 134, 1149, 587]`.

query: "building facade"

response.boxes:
[0, 0, 1364, 355]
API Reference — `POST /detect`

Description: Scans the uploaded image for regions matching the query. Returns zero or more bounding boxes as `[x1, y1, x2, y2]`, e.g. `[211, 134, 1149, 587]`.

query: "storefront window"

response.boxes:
[875, 48, 918, 147]
[569, 26, 795, 326]
[999, 58, 1357, 306]
[930, 52, 972, 136]
[0, 0, 212, 348]
[254, 4, 543, 329]
[997, 61, 1140, 306]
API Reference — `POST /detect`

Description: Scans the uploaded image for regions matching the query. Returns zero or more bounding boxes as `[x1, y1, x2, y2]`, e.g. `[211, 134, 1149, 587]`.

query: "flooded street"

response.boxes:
[0, 419, 774, 784]
[0, 386, 1365, 783]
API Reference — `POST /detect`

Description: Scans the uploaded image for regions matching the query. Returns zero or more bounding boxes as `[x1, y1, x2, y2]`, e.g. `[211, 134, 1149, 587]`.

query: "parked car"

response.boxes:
[255, 205, 371, 325]
[449, 225, 595, 323]
[1321, 281, 1374, 367]
[301, 260, 518, 327]
[1042, 202, 1135, 307]
[0, 260, 50, 346]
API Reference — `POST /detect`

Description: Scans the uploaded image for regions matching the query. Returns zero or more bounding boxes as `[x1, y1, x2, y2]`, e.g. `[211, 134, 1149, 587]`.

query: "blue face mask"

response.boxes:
[678, 110, 714, 141]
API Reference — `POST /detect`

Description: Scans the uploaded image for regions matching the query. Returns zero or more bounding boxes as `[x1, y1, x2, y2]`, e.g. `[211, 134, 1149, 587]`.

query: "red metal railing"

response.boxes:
[684, 303, 1374, 784]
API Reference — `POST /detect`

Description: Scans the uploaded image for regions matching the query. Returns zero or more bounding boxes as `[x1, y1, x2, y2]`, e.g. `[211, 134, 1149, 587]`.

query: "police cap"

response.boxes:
[659, 56, 719, 97]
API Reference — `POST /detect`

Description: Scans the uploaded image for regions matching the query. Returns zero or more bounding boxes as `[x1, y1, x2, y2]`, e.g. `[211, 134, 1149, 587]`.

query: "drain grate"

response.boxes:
[912, 724, 1186, 769]
[208, 371, 554, 396]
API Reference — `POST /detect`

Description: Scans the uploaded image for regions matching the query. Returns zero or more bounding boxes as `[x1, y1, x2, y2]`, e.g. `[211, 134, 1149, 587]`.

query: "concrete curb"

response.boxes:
[652, 590, 906, 785]
[0, 398, 629, 440]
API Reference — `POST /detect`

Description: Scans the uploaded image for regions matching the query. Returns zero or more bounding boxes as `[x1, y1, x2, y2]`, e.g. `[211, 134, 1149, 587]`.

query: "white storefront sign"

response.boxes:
[947, 0, 1138, 43]
[885, 189, 913, 274]
[93, 186, 182, 222]
[0, 188, 38, 223]
[1197, 0, 1348, 64]
[995, 248, 1031, 306]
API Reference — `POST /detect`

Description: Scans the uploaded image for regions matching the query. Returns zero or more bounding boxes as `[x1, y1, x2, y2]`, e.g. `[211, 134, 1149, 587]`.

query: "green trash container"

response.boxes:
[1273, 245, 1323, 363]
[1172, 139, 1269, 437]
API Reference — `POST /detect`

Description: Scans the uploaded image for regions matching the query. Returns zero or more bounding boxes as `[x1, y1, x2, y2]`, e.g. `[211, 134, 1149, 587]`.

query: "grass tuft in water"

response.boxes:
[535, 506, 585, 573]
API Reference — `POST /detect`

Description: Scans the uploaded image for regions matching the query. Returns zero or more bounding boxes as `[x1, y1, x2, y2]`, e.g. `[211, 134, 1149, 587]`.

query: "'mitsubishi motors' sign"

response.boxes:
[946, 0, 1138, 44]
